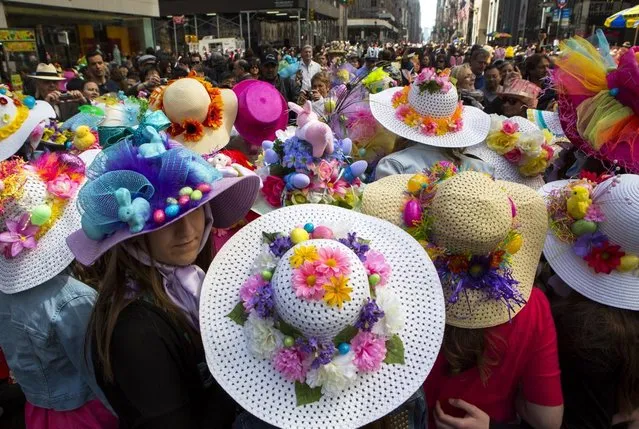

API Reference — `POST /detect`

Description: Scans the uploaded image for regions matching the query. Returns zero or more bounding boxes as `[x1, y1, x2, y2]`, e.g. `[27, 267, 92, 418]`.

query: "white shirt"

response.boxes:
[299, 60, 321, 91]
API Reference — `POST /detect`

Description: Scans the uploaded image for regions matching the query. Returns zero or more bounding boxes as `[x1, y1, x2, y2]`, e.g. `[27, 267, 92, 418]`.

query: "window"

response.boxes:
[371, 0, 377, 7]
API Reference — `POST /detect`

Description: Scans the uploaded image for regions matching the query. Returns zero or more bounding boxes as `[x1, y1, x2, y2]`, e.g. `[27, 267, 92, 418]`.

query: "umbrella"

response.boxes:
[489, 32, 512, 39]
[604, 5, 639, 45]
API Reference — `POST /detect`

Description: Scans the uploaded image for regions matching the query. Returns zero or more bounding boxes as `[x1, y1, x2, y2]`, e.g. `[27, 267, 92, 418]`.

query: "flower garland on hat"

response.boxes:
[401, 161, 526, 316]
[391, 68, 463, 137]
[546, 174, 639, 275]
[0, 153, 86, 259]
[0, 87, 38, 140]
[228, 223, 405, 406]
[486, 116, 559, 177]
[151, 73, 224, 143]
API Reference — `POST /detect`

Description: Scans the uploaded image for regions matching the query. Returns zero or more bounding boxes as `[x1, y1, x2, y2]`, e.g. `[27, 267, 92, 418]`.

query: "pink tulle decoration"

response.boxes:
[364, 250, 392, 287]
[240, 274, 266, 311]
[273, 347, 307, 382]
[351, 331, 387, 372]
[607, 47, 639, 116]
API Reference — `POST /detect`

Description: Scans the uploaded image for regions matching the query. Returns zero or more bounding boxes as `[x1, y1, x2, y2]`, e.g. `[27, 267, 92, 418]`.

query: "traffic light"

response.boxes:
[309, 9, 315, 20]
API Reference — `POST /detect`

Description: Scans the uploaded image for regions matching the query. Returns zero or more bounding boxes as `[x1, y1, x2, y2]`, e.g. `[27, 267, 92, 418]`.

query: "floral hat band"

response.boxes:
[0, 152, 87, 259]
[485, 116, 559, 177]
[391, 68, 464, 137]
[401, 163, 526, 318]
[229, 222, 405, 405]
[546, 175, 639, 276]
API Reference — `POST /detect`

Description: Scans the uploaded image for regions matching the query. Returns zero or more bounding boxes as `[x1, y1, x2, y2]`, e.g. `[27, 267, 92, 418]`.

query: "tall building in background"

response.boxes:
[347, 0, 422, 43]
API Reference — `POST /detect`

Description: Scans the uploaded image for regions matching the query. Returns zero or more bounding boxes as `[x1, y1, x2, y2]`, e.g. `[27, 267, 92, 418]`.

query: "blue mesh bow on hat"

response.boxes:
[97, 106, 169, 149]
[78, 129, 222, 241]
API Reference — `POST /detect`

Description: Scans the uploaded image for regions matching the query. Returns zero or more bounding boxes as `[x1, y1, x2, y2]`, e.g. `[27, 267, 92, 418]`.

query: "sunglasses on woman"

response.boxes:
[502, 97, 522, 105]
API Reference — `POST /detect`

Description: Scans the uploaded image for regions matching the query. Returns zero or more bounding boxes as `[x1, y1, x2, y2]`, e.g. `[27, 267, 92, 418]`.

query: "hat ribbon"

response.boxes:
[97, 110, 171, 149]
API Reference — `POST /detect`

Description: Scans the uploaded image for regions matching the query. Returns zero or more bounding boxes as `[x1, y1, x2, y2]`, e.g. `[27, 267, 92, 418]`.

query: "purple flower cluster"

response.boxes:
[354, 298, 385, 332]
[296, 336, 336, 369]
[282, 137, 313, 169]
[269, 236, 293, 257]
[338, 232, 370, 261]
[247, 283, 275, 318]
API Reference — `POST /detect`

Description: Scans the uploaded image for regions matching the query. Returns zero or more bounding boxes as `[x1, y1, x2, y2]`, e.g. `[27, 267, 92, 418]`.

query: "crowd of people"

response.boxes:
[0, 31, 637, 429]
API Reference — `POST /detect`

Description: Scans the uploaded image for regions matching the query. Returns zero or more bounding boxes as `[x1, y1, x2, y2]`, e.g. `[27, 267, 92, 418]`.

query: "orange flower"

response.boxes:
[181, 119, 204, 142]
[490, 250, 505, 268]
[167, 123, 184, 137]
[448, 255, 469, 274]
[204, 104, 223, 129]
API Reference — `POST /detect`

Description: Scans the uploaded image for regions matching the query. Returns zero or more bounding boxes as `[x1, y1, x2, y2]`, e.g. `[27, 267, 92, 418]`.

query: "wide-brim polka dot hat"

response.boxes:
[199, 204, 446, 428]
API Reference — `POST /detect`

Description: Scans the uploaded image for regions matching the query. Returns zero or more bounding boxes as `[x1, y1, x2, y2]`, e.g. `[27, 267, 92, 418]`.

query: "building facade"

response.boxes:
[347, 0, 422, 43]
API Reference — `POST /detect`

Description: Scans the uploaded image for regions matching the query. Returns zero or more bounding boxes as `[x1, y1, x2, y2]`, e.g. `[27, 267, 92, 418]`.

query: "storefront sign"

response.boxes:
[560, 8, 571, 27]
[0, 29, 35, 42]
[4, 41, 36, 52]
[552, 9, 560, 23]
[274, 0, 294, 8]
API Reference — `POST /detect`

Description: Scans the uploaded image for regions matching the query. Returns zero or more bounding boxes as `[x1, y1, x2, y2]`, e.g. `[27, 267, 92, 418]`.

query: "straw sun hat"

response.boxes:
[540, 174, 639, 310]
[465, 114, 558, 190]
[0, 149, 99, 293]
[199, 204, 445, 428]
[370, 68, 490, 148]
[150, 76, 238, 155]
[361, 168, 548, 328]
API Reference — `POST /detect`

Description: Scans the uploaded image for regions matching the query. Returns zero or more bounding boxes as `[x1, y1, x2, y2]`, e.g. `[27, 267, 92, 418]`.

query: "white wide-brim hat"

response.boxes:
[0, 149, 99, 294]
[539, 176, 639, 310]
[0, 101, 55, 161]
[370, 87, 490, 148]
[465, 116, 545, 190]
[527, 109, 565, 137]
[200, 204, 446, 428]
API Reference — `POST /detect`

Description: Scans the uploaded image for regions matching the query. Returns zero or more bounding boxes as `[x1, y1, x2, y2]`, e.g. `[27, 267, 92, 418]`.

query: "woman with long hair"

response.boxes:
[67, 130, 260, 428]
[541, 174, 639, 428]
[362, 170, 564, 428]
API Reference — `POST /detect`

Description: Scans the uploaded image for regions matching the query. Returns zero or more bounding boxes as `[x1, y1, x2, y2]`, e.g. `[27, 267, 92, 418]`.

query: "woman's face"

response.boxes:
[502, 96, 525, 118]
[145, 69, 160, 82]
[312, 80, 328, 97]
[459, 68, 474, 90]
[435, 55, 446, 69]
[146, 207, 206, 266]
[250, 65, 260, 77]
[83, 81, 100, 100]
[411, 56, 420, 73]
[500, 63, 514, 83]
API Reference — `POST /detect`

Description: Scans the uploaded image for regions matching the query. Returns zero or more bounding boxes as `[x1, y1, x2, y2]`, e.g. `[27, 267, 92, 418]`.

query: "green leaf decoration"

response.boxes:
[277, 319, 303, 338]
[383, 335, 405, 365]
[226, 302, 248, 326]
[295, 381, 322, 406]
[262, 231, 279, 244]
[333, 325, 358, 346]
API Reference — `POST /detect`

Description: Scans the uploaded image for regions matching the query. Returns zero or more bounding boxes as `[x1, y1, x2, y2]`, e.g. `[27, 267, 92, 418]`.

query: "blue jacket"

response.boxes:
[0, 274, 108, 411]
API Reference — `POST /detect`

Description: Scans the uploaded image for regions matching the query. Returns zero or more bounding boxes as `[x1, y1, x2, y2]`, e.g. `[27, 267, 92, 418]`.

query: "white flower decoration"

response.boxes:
[275, 126, 297, 142]
[518, 131, 544, 158]
[372, 287, 405, 338]
[305, 352, 357, 397]
[251, 244, 278, 273]
[243, 312, 283, 359]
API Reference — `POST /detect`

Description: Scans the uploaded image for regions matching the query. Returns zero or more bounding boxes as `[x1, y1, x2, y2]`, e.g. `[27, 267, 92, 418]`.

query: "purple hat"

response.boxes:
[233, 79, 287, 147]
[66, 130, 260, 266]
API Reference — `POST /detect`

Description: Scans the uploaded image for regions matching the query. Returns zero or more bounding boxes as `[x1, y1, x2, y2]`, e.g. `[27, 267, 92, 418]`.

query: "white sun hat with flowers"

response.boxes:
[465, 115, 560, 190]
[200, 204, 445, 428]
[0, 149, 99, 293]
[540, 174, 639, 310]
[370, 68, 490, 148]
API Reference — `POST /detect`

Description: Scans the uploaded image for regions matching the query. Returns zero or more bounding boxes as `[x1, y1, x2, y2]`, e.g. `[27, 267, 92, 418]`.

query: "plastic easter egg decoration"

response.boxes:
[349, 160, 368, 177]
[403, 199, 423, 227]
[290, 173, 310, 189]
[31, 204, 52, 226]
[262, 140, 274, 150]
[264, 149, 280, 165]
[23, 95, 36, 110]
[311, 225, 334, 239]
[340, 138, 353, 155]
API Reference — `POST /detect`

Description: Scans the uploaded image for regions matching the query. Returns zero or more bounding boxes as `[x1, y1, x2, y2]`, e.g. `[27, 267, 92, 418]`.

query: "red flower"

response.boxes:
[181, 119, 204, 142]
[448, 255, 469, 274]
[262, 176, 285, 207]
[0, 98, 7, 105]
[579, 170, 611, 184]
[583, 241, 625, 274]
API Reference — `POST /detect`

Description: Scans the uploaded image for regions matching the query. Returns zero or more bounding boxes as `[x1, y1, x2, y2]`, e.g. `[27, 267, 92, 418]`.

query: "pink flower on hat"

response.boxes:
[316, 247, 350, 277]
[542, 144, 554, 160]
[292, 261, 326, 300]
[351, 331, 387, 372]
[504, 147, 523, 164]
[273, 347, 308, 382]
[47, 174, 79, 199]
[317, 159, 337, 182]
[502, 120, 519, 135]
[0, 213, 39, 259]
[420, 121, 438, 136]
[240, 274, 267, 311]
[395, 104, 411, 120]
[364, 250, 391, 287]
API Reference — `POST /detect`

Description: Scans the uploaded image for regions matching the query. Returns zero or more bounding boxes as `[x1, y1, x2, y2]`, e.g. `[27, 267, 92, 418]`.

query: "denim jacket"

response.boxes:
[375, 143, 493, 180]
[0, 274, 108, 411]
